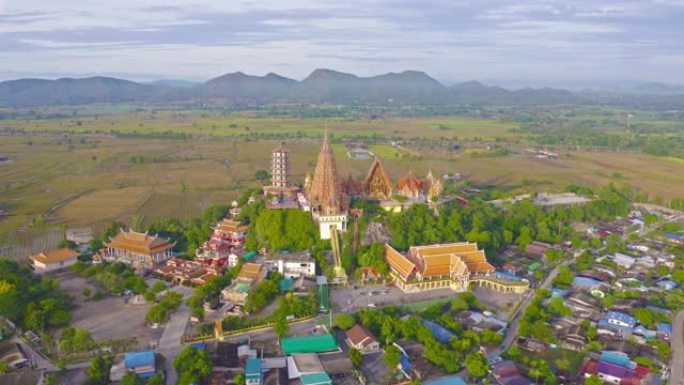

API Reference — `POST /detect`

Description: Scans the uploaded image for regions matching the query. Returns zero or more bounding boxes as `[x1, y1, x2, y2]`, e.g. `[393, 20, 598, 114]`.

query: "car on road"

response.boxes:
[380, 290, 388, 295]
[369, 291, 378, 296]
[359, 291, 366, 296]
[367, 303, 376, 307]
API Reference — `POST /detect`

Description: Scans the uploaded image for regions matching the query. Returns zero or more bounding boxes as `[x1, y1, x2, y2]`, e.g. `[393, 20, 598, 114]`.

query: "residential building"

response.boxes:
[221, 263, 267, 306]
[29, 248, 80, 273]
[606, 311, 637, 328]
[0, 343, 29, 369]
[423, 375, 467, 385]
[124, 351, 156, 379]
[664, 232, 684, 246]
[384, 242, 495, 293]
[345, 324, 380, 353]
[264, 251, 316, 279]
[100, 229, 175, 268]
[608, 253, 636, 269]
[246, 358, 263, 385]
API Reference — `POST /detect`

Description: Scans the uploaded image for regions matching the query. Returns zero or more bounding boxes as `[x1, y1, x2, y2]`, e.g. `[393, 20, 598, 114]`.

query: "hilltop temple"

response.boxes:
[363, 156, 393, 200]
[308, 131, 348, 240]
[263, 143, 300, 205]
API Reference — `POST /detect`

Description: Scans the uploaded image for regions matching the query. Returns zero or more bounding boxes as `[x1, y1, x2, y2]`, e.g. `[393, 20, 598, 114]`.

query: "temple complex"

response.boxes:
[384, 242, 495, 293]
[341, 174, 364, 199]
[196, 218, 248, 262]
[363, 156, 393, 200]
[308, 131, 348, 240]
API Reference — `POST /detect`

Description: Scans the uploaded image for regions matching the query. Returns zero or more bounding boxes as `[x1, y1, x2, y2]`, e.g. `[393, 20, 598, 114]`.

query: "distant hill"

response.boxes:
[0, 69, 624, 107]
[0, 76, 154, 106]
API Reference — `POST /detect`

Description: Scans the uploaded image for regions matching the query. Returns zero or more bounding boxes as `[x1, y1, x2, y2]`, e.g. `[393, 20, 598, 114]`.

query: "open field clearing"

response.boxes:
[1, 124, 683, 255]
[3, 111, 521, 140]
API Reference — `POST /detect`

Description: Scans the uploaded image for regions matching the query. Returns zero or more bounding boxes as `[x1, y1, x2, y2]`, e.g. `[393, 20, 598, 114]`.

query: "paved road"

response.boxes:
[669, 310, 684, 385]
[156, 285, 193, 385]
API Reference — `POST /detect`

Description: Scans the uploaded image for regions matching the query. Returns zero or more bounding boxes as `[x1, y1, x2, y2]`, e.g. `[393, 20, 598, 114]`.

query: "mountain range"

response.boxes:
[0, 68, 603, 107]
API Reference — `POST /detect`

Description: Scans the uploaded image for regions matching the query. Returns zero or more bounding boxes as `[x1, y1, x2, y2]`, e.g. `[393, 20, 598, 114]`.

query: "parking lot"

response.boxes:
[331, 283, 523, 317]
[59, 273, 164, 350]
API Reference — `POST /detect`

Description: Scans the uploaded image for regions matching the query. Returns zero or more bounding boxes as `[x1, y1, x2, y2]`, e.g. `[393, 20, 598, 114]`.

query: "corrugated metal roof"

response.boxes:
[281, 334, 339, 355]
[300, 372, 332, 385]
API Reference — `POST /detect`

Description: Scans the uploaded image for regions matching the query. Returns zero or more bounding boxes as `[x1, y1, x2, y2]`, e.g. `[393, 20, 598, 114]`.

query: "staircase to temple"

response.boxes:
[330, 227, 348, 285]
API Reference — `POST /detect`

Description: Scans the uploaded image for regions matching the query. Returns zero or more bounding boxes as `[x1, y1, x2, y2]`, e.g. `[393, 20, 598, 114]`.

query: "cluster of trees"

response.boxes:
[72, 261, 147, 296]
[145, 291, 183, 325]
[382, 185, 631, 257]
[59, 327, 95, 355]
[244, 208, 318, 252]
[243, 272, 282, 313]
[273, 292, 319, 337]
[173, 345, 213, 385]
[0, 260, 72, 332]
[188, 270, 235, 320]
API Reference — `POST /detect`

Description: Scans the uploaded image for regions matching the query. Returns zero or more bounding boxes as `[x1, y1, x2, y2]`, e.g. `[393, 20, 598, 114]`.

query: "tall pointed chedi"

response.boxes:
[309, 130, 345, 215]
[308, 130, 348, 240]
[363, 156, 392, 200]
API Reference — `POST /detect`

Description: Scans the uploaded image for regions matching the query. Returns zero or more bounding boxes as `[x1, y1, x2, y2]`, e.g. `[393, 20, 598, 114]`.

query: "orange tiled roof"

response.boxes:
[420, 254, 453, 276]
[108, 229, 175, 255]
[411, 242, 479, 256]
[405, 242, 493, 278]
[214, 219, 248, 233]
[396, 172, 424, 191]
[385, 244, 416, 280]
[30, 248, 79, 264]
[466, 261, 496, 273]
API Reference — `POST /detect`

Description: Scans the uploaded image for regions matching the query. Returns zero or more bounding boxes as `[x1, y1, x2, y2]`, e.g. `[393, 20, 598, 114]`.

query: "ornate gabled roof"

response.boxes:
[397, 172, 424, 192]
[363, 156, 392, 199]
[309, 131, 345, 215]
[385, 244, 416, 280]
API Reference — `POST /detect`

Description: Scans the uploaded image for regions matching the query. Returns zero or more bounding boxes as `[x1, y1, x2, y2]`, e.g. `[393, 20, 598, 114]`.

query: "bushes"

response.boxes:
[145, 291, 183, 324]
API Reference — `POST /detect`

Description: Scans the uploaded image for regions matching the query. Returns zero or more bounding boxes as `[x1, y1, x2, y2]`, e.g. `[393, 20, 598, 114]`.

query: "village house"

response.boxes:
[100, 229, 175, 268]
[345, 324, 380, 354]
[29, 247, 80, 274]
[221, 263, 267, 306]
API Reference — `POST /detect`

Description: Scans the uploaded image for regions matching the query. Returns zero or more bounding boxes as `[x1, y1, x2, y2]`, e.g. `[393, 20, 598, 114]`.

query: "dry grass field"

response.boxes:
[1, 113, 683, 254]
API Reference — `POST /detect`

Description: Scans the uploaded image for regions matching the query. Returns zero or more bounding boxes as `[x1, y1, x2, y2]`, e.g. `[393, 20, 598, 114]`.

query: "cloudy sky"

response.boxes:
[0, 0, 683, 87]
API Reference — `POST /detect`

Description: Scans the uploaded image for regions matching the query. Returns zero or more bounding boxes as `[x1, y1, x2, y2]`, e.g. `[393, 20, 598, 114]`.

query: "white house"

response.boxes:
[30, 248, 80, 273]
[345, 324, 380, 354]
[266, 251, 316, 279]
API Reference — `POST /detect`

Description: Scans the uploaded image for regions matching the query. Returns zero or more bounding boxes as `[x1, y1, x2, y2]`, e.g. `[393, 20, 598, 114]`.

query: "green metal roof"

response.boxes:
[280, 278, 294, 292]
[244, 251, 258, 261]
[301, 372, 333, 385]
[281, 333, 338, 355]
[316, 284, 329, 311]
[527, 262, 542, 271]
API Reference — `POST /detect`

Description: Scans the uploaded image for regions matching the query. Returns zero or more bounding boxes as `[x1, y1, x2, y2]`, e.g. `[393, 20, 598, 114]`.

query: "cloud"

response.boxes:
[0, 0, 682, 85]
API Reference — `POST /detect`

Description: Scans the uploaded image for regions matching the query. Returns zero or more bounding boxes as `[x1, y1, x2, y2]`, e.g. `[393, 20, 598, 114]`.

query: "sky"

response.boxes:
[1, 0, 683, 87]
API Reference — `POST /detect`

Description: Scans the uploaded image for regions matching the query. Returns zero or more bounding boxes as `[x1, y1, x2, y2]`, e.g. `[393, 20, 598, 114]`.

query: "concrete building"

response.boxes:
[30, 248, 80, 274]
[265, 251, 316, 279]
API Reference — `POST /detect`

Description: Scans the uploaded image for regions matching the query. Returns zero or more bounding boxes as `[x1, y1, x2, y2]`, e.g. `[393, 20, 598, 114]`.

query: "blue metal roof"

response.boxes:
[124, 350, 155, 369]
[665, 232, 684, 241]
[422, 320, 454, 344]
[658, 322, 672, 334]
[423, 374, 467, 385]
[573, 276, 602, 287]
[496, 271, 523, 281]
[246, 358, 262, 375]
[400, 351, 412, 372]
[598, 319, 634, 335]
[606, 311, 636, 326]
[600, 351, 636, 369]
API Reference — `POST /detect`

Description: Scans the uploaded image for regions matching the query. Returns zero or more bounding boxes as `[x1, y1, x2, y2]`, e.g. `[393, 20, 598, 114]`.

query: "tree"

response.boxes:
[85, 356, 111, 385]
[348, 348, 363, 368]
[585, 375, 603, 385]
[465, 352, 488, 379]
[234, 373, 246, 385]
[552, 265, 573, 288]
[120, 371, 143, 385]
[334, 313, 357, 330]
[148, 374, 164, 385]
[255, 170, 270, 183]
[274, 312, 289, 338]
[385, 344, 401, 370]
[173, 346, 213, 385]
[145, 304, 168, 324]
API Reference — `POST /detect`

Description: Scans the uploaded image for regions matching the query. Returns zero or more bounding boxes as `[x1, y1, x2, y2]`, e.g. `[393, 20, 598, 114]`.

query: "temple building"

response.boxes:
[196, 218, 248, 262]
[425, 168, 444, 201]
[308, 131, 348, 240]
[363, 156, 393, 200]
[385, 242, 495, 293]
[341, 174, 364, 199]
[263, 144, 300, 201]
[396, 172, 425, 199]
[100, 229, 176, 268]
